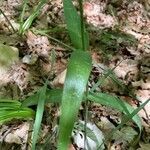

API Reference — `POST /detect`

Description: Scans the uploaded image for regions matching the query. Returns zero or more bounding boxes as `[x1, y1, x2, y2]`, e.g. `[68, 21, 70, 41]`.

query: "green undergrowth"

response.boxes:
[99, 28, 137, 52]
[0, 0, 149, 150]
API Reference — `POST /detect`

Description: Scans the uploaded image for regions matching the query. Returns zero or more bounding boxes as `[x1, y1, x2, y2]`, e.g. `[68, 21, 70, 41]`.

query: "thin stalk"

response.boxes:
[90, 59, 124, 92]
[84, 85, 89, 149]
[78, 0, 85, 50]
[20, 0, 28, 24]
[0, 9, 16, 33]
[33, 29, 75, 51]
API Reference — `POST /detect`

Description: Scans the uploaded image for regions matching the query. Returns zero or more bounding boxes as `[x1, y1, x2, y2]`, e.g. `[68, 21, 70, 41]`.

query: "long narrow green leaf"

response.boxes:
[22, 88, 63, 107]
[23, 88, 143, 131]
[31, 83, 47, 150]
[58, 51, 92, 150]
[63, 0, 89, 50]
[0, 108, 34, 124]
[0, 99, 34, 124]
[0, 99, 21, 108]
[19, 0, 46, 34]
[98, 98, 150, 149]
[87, 92, 141, 131]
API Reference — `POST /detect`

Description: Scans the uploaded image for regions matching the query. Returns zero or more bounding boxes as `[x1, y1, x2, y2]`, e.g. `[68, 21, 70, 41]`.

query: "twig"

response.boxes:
[0, 9, 16, 33]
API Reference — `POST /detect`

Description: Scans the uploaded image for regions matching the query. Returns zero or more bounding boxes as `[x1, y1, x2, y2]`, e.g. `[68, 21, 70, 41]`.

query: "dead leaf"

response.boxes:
[136, 90, 150, 119]
[52, 69, 67, 87]
[137, 142, 150, 150]
[5, 122, 29, 145]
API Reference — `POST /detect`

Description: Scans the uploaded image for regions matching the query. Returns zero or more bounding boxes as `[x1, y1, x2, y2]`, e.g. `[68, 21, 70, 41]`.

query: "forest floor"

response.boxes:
[0, 0, 150, 149]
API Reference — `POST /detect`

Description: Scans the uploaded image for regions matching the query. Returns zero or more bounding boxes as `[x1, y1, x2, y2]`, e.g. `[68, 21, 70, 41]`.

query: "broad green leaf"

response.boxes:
[63, 0, 89, 50]
[88, 92, 124, 111]
[46, 88, 63, 103]
[31, 82, 47, 150]
[23, 89, 143, 131]
[58, 51, 92, 150]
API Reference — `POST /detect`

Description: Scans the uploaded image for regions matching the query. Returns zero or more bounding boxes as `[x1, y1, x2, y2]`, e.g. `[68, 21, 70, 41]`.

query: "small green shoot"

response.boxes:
[0, 99, 34, 125]
[19, 0, 47, 34]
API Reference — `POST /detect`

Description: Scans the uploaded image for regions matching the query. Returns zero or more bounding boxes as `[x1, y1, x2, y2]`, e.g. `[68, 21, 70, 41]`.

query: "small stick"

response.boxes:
[0, 9, 16, 33]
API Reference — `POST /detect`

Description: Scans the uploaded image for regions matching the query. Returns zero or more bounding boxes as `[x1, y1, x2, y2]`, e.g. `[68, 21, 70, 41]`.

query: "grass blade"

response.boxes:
[87, 92, 141, 131]
[0, 99, 21, 108]
[99, 98, 150, 149]
[19, 0, 46, 34]
[31, 82, 47, 150]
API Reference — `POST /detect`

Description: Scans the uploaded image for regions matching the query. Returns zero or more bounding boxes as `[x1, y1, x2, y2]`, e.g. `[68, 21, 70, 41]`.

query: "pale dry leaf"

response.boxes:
[136, 90, 150, 119]
[138, 142, 150, 150]
[98, 116, 115, 131]
[52, 69, 67, 87]
[0, 0, 22, 31]
[83, 2, 116, 29]
[132, 80, 150, 90]
[0, 125, 9, 142]
[9, 63, 30, 91]
[0, 45, 19, 86]
[110, 59, 138, 80]
[72, 120, 105, 150]
[7, 0, 23, 8]
[27, 31, 51, 58]
[5, 122, 30, 145]
[5, 133, 21, 144]
[68, 144, 76, 150]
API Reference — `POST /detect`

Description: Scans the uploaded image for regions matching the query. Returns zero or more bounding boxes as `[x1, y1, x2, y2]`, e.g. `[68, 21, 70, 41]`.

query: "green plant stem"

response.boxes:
[78, 0, 85, 50]
[84, 85, 89, 148]
[90, 60, 124, 92]
[20, 0, 28, 24]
